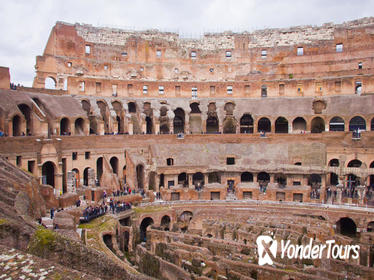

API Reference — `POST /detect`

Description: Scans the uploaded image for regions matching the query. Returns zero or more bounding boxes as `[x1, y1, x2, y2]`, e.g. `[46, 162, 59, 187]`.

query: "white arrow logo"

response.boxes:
[256, 235, 277, 266]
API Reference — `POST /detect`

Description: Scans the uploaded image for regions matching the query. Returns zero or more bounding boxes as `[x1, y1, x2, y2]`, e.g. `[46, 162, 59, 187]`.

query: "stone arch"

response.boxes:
[336, 217, 357, 237]
[292, 117, 306, 132]
[42, 161, 56, 187]
[329, 159, 339, 167]
[136, 164, 144, 189]
[140, 217, 154, 242]
[275, 173, 287, 187]
[240, 114, 253, 133]
[83, 167, 90, 186]
[329, 172, 338, 185]
[160, 215, 171, 231]
[275, 117, 288, 133]
[241, 172, 253, 182]
[159, 106, 169, 134]
[72, 168, 80, 189]
[308, 174, 321, 189]
[81, 100, 91, 115]
[112, 101, 125, 134]
[311, 117, 325, 133]
[12, 115, 22, 136]
[148, 171, 156, 190]
[349, 116, 366, 131]
[110, 156, 119, 175]
[96, 157, 103, 183]
[329, 116, 345, 131]
[45, 76, 56, 89]
[60, 117, 70, 135]
[257, 172, 270, 184]
[257, 117, 271, 133]
[208, 172, 221, 184]
[193, 172, 204, 187]
[74, 118, 85, 135]
[347, 159, 362, 168]
[178, 172, 187, 186]
[189, 102, 202, 134]
[128, 102, 136, 113]
[206, 116, 219, 134]
[173, 108, 185, 134]
[367, 221, 374, 232]
[17, 104, 32, 135]
[223, 117, 236, 134]
[97, 100, 110, 134]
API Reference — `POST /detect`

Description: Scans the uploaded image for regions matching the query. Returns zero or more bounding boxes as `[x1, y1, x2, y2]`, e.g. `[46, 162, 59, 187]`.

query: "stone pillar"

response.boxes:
[67, 171, 75, 193]
[204, 173, 208, 186]
[320, 174, 326, 203]
[128, 122, 133, 135]
[253, 119, 258, 134]
[336, 185, 343, 204]
[88, 168, 95, 187]
[288, 123, 292, 134]
[155, 175, 160, 192]
[188, 174, 193, 188]
[270, 174, 275, 183]
[155, 121, 160, 135]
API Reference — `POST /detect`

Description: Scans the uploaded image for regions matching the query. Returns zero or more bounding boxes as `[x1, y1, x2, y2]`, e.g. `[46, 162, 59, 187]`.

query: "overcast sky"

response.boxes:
[1, 0, 374, 86]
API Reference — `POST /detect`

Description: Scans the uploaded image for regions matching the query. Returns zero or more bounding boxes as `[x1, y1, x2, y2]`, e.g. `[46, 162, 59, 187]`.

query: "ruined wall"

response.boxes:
[33, 18, 374, 98]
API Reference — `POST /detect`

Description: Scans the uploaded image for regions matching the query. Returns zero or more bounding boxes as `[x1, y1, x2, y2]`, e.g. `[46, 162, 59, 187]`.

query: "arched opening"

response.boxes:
[206, 116, 219, 134]
[275, 173, 287, 188]
[367, 221, 374, 232]
[311, 117, 325, 133]
[257, 172, 270, 186]
[103, 234, 114, 252]
[190, 103, 201, 113]
[89, 118, 98, 135]
[178, 173, 187, 186]
[161, 215, 171, 231]
[308, 174, 321, 189]
[146, 116, 153, 134]
[81, 100, 91, 115]
[160, 124, 169, 134]
[349, 116, 366, 131]
[136, 164, 144, 189]
[240, 114, 253, 133]
[72, 168, 80, 190]
[371, 118, 374, 131]
[173, 108, 185, 134]
[166, 158, 174, 166]
[346, 174, 359, 193]
[83, 167, 90, 186]
[370, 161, 374, 188]
[208, 172, 221, 184]
[128, 102, 136, 113]
[97, 101, 110, 134]
[45, 77, 56, 89]
[140, 217, 154, 242]
[330, 172, 338, 185]
[193, 172, 204, 188]
[347, 159, 362, 168]
[17, 104, 32, 135]
[110, 157, 119, 175]
[241, 172, 253, 182]
[159, 174, 165, 188]
[275, 117, 288, 133]
[96, 157, 103, 183]
[223, 117, 236, 134]
[123, 231, 130, 252]
[329, 159, 339, 167]
[257, 117, 271, 133]
[42, 161, 55, 187]
[329, 117, 345, 131]
[74, 118, 85, 135]
[60, 118, 70, 135]
[12, 115, 21, 136]
[112, 101, 124, 134]
[292, 117, 306, 133]
[336, 217, 357, 237]
[148, 171, 156, 191]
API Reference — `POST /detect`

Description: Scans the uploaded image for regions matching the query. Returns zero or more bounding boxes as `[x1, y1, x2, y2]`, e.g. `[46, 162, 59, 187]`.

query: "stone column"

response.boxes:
[204, 173, 209, 186]
[67, 171, 76, 193]
[88, 168, 95, 187]
[188, 174, 193, 188]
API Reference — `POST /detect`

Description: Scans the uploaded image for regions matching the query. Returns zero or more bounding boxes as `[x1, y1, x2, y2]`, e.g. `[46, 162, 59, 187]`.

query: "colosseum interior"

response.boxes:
[0, 17, 374, 279]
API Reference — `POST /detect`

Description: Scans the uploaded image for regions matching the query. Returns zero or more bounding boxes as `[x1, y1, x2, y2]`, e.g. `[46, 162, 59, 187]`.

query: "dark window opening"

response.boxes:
[226, 157, 235, 165]
[72, 152, 77, 160]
